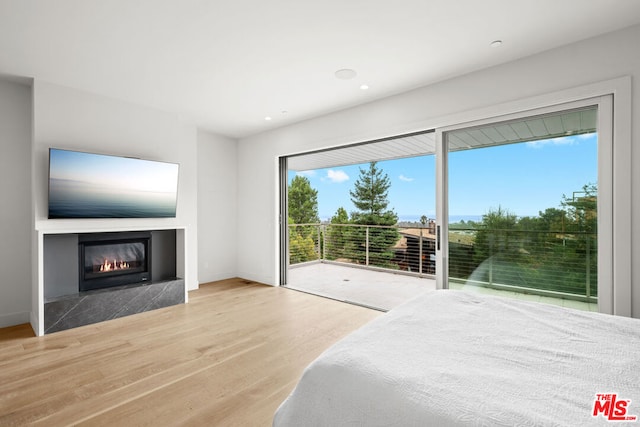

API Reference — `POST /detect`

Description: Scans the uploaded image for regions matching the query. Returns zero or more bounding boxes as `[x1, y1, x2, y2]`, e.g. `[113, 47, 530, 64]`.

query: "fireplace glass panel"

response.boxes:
[79, 232, 152, 291]
[83, 241, 146, 280]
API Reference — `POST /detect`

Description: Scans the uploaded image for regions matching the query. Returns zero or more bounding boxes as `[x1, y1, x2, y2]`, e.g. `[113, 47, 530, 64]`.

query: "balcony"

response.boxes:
[287, 223, 597, 312]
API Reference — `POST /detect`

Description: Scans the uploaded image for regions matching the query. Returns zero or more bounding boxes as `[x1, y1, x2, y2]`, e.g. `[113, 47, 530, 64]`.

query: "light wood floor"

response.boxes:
[0, 279, 381, 426]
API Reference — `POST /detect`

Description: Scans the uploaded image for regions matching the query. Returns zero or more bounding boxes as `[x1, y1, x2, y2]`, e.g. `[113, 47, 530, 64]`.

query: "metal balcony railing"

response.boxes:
[448, 228, 597, 302]
[288, 224, 597, 302]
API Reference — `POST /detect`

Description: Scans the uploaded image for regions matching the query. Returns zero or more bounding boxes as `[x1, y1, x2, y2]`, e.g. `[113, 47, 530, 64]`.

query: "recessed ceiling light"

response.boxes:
[335, 68, 357, 80]
[264, 116, 272, 121]
[490, 40, 503, 48]
[360, 84, 369, 90]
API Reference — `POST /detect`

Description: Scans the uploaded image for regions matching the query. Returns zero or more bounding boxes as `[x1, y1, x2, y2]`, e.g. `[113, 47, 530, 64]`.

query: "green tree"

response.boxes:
[289, 231, 318, 264]
[288, 176, 319, 263]
[472, 206, 519, 266]
[326, 207, 350, 260]
[561, 183, 597, 295]
[460, 187, 597, 297]
[349, 162, 396, 225]
[515, 208, 567, 260]
[562, 183, 597, 233]
[537, 207, 567, 232]
[348, 162, 399, 267]
[332, 206, 349, 223]
[288, 175, 319, 224]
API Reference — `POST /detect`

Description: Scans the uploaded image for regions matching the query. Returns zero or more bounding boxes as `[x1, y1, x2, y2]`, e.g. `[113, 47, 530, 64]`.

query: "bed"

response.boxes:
[273, 290, 640, 426]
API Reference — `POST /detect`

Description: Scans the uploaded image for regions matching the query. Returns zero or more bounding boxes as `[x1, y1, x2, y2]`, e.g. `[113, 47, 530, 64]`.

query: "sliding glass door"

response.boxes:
[279, 96, 614, 314]
[280, 131, 439, 310]
[436, 97, 613, 313]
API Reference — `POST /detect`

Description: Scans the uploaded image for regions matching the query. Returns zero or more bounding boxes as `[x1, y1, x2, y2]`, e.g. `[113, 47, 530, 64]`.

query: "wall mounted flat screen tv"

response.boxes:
[48, 148, 179, 219]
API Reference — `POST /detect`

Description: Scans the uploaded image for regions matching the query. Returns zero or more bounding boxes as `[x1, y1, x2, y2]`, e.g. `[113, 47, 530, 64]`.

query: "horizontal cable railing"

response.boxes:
[288, 224, 596, 300]
[287, 224, 322, 265]
[449, 228, 597, 300]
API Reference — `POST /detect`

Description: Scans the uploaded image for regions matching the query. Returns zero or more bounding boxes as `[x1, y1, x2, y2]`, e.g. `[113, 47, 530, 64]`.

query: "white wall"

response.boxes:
[0, 80, 240, 330]
[197, 130, 238, 283]
[0, 79, 32, 328]
[237, 24, 640, 316]
[32, 81, 200, 291]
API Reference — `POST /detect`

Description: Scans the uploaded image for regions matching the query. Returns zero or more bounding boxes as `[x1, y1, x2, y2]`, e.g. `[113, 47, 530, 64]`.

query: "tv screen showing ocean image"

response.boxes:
[48, 148, 179, 218]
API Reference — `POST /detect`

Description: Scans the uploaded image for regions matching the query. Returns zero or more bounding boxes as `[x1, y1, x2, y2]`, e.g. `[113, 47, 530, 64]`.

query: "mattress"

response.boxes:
[273, 290, 640, 426]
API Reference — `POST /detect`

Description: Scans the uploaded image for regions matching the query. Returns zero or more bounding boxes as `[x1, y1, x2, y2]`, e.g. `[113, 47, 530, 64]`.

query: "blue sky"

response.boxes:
[289, 133, 597, 223]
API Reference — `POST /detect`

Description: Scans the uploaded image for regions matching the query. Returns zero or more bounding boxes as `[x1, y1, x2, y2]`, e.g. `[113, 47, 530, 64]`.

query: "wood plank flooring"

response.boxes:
[0, 279, 382, 426]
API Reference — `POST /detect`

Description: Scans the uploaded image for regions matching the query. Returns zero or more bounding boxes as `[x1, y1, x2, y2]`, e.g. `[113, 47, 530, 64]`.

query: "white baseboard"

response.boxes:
[0, 310, 31, 329]
[199, 272, 238, 285]
[235, 271, 275, 286]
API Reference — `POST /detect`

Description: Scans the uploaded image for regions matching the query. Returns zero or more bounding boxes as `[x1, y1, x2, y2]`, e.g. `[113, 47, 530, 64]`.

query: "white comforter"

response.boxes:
[273, 290, 640, 426]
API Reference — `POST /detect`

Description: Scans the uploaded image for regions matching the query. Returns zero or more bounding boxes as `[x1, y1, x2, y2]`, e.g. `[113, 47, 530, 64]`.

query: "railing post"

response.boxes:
[317, 225, 321, 260]
[585, 234, 591, 299]
[287, 225, 290, 264]
[489, 233, 493, 286]
[419, 228, 423, 275]
[322, 225, 326, 261]
[365, 226, 370, 266]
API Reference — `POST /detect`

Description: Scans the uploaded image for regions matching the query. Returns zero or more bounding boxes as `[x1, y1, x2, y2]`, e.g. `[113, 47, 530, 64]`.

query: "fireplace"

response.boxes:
[78, 232, 152, 292]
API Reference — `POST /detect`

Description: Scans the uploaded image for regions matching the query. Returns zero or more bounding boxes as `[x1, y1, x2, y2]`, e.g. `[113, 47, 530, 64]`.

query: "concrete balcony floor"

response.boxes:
[286, 262, 598, 313]
[286, 262, 435, 311]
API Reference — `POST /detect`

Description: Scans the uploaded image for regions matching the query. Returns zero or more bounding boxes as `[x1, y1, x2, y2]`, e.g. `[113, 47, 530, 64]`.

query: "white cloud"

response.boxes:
[526, 136, 578, 148]
[325, 169, 349, 183]
[577, 132, 596, 140]
[399, 174, 414, 182]
[296, 170, 316, 177]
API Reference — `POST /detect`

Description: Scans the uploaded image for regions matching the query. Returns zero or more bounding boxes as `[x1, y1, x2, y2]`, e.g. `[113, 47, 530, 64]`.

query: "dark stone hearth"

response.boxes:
[44, 279, 184, 334]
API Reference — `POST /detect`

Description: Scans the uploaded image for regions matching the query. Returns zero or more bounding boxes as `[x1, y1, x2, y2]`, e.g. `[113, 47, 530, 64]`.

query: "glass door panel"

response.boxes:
[281, 130, 438, 311]
[444, 106, 599, 311]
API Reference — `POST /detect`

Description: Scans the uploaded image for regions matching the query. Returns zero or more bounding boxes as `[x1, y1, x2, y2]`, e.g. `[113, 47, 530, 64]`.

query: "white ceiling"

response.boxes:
[1, 1, 639, 139]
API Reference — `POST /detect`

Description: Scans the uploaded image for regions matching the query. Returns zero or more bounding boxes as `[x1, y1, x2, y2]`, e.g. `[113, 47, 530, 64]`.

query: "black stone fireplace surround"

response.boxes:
[43, 229, 184, 334]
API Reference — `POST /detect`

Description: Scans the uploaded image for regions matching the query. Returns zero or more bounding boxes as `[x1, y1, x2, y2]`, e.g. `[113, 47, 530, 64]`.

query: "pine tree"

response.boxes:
[326, 207, 350, 260]
[348, 162, 399, 267]
[349, 162, 397, 226]
[288, 175, 319, 224]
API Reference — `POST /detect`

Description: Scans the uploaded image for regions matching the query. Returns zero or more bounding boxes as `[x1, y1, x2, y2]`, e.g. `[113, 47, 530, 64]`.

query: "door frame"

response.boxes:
[276, 77, 631, 316]
[434, 81, 629, 316]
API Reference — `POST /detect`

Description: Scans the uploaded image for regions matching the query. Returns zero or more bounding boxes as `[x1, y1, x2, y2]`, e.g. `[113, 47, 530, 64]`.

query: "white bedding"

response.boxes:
[273, 290, 640, 426]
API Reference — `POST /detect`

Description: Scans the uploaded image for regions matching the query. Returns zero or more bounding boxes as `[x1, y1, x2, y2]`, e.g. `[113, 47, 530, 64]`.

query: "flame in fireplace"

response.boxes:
[98, 259, 131, 272]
